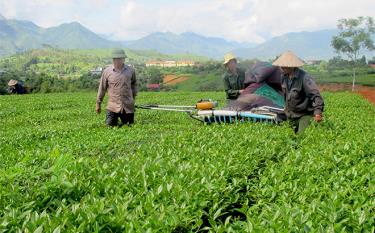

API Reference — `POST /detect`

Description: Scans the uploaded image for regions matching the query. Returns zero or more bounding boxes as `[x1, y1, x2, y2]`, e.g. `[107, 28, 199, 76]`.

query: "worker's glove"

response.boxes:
[314, 114, 322, 122]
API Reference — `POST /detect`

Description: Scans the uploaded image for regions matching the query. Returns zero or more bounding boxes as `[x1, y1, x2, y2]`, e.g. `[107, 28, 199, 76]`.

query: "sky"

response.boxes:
[0, 0, 374, 43]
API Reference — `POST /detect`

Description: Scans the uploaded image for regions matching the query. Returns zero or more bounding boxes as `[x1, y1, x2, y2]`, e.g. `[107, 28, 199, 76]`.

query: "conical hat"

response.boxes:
[272, 51, 305, 67]
[8, 79, 18, 86]
[223, 53, 236, 65]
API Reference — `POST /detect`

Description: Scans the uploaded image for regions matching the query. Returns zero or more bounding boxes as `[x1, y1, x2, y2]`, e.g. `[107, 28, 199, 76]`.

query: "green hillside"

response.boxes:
[171, 73, 223, 92]
[0, 48, 210, 93]
[0, 19, 120, 57]
[0, 48, 209, 75]
[1, 47, 374, 95]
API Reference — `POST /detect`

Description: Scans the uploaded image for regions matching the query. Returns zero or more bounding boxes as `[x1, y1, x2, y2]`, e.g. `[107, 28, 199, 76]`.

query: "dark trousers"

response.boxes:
[289, 115, 312, 134]
[106, 110, 134, 127]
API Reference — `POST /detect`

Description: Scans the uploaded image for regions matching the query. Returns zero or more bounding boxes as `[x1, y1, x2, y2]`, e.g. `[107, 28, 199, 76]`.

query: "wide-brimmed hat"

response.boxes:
[111, 49, 127, 59]
[223, 53, 237, 65]
[272, 51, 305, 67]
[8, 79, 18, 86]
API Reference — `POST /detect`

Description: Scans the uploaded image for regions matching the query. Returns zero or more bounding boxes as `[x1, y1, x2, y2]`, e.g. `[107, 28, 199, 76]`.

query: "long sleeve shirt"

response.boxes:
[97, 64, 137, 113]
[223, 68, 245, 100]
[281, 68, 324, 119]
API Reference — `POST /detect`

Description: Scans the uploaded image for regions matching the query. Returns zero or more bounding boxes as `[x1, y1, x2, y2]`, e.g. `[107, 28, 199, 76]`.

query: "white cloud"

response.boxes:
[112, 0, 264, 42]
[249, 0, 375, 37]
[0, 0, 374, 42]
[111, 0, 375, 42]
[0, 0, 76, 27]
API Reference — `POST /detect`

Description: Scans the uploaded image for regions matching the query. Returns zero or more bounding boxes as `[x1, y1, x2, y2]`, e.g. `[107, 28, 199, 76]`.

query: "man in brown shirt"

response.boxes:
[96, 49, 137, 126]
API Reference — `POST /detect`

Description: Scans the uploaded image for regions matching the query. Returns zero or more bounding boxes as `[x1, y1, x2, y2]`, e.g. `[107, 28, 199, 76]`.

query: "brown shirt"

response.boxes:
[97, 64, 137, 113]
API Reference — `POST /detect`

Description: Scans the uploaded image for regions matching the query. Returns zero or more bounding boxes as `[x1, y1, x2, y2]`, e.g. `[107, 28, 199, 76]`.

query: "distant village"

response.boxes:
[89, 60, 196, 75]
[88, 59, 375, 76]
[145, 60, 196, 68]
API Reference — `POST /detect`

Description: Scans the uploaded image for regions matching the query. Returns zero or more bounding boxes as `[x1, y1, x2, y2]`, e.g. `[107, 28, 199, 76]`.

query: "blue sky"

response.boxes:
[0, 0, 374, 43]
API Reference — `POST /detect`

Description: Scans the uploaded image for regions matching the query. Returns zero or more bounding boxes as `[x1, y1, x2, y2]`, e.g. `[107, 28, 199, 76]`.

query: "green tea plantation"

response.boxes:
[0, 92, 374, 232]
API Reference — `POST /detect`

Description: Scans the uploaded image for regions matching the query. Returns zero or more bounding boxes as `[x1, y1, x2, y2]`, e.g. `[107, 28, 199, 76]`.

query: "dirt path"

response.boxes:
[318, 83, 375, 105]
[358, 88, 375, 105]
[163, 74, 189, 85]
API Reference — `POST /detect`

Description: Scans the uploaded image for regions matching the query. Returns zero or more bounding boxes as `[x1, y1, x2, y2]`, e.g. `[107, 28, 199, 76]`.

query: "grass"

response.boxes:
[168, 70, 375, 93]
[0, 92, 374, 232]
[171, 73, 223, 92]
[310, 72, 375, 86]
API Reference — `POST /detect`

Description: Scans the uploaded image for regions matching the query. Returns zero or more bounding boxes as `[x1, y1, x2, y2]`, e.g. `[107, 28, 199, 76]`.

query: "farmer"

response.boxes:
[7, 79, 25, 94]
[223, 53, 245, 100]
[96, 49, 137, 127]
[272, 51, 324, 134]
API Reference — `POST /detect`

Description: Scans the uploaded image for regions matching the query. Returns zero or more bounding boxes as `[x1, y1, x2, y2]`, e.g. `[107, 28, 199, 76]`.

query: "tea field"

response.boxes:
[0, 92, 374, 232]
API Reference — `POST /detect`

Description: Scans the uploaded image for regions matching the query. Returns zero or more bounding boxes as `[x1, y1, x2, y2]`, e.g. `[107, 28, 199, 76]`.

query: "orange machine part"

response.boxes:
[196, 102, 215, 110]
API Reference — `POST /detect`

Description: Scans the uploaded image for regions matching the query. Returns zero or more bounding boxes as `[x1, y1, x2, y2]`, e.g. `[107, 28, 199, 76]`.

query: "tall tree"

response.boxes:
[331, 16, 375, 91]
[147, 67, 164, 84]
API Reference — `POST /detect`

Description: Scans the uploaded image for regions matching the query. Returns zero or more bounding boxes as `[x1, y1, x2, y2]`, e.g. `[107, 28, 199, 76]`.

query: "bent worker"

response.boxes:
[272, 51, 324, 134]
[8, 79, 25, 94]
[223, 53, 245, 101]
[96, 49, 137, 127]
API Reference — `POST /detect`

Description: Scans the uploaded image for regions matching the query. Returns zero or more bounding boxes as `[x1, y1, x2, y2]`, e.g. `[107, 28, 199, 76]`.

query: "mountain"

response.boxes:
[122, 32, 257, 58]
[0, 15, 257, 58]
[233, 29, 339, 60]
[0, 17, 120, 56]
[1, 16, 373, 60]
[43, 22, 120, 49]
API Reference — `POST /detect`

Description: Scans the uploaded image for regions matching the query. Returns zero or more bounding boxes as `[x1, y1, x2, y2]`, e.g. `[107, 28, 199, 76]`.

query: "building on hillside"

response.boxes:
[145, 60, 195, 67]
[306, 60, 322, 65]
[176, 60, 195, 67]
[164, 61, 177, 68]
[369, 64, 375, 70]
[90, 67, 103, 75]
[145, 61, 160, 67]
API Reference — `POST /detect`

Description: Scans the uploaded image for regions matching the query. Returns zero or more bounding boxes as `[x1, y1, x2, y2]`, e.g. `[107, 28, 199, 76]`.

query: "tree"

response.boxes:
[318, 61, 328, 73]
[147, 67, 163, 84]
[331, 16, 375, 91]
